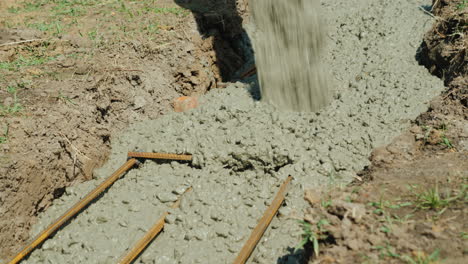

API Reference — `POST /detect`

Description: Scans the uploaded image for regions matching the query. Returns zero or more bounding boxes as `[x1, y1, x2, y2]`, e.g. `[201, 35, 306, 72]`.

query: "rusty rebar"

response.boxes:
[7, 159, 138, 264]
[233, 176, 293, 264]
[127, 152, 192, 161]
[240, 65, 257, 78]
[118, 187, 192, 264]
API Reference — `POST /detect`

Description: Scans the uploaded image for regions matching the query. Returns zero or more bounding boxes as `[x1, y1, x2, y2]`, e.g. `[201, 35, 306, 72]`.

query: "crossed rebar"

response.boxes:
[7, 152, 292, 264]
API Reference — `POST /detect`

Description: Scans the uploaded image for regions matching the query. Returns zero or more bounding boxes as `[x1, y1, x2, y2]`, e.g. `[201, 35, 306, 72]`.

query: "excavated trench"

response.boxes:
[20, 0, 446, 263]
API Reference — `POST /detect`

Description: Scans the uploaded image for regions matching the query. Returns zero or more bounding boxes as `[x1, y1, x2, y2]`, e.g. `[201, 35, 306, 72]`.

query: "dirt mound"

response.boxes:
[419, 0, 467, 111]
[303, 152, 467, 264]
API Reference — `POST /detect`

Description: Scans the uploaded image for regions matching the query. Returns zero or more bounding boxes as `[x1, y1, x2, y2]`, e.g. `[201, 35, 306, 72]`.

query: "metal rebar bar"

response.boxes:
[127, 152, 192, 161]
[118, 187, 192, 264]
[233, 176, 293, 264]
[7, 159, 138, 264]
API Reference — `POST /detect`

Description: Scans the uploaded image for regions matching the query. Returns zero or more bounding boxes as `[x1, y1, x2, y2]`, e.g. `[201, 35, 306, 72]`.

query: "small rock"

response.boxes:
[214, 222, 230, 238]
[347, 238, 361, 250]
[157, 192, 178, 203]
[134, 96, 146, 109]
[173, 185, 189, 195]
[165, 214, 177, 224]
[173, 96, 198, 112]
[96, 216, 108, 224]
[367, 234, 382, 246]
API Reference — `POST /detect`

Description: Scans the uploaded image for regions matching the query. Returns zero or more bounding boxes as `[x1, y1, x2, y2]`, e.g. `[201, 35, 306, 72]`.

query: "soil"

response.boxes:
[0, 0, 249, 259]
[302, 1, 467, 263]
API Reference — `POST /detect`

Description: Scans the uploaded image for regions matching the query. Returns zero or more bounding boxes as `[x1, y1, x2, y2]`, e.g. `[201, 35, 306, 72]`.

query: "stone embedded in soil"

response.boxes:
[24, 0, 445, 263]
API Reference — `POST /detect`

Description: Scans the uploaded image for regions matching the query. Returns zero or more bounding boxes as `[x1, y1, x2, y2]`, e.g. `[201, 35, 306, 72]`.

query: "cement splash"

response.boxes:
[250, 0, 331, 112]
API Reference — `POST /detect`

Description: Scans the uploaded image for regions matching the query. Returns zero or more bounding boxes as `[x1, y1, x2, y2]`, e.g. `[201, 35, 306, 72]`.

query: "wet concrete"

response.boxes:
[251, 0, 332, 112]
[24, 0, 444, 263]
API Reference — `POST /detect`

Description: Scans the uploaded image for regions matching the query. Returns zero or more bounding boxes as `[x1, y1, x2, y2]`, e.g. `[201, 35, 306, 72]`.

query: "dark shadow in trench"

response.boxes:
[174, 0, 260, 99]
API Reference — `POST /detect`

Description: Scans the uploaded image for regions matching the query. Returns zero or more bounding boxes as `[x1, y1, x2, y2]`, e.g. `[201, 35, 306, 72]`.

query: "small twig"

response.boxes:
[353, 175, 363, 182]
[106, 68, 143, 72]
[0, 39, 43, 47]
[431, 0, 440, 11]
[57, 131, 91, 161]
[418, 6, 445, 21]
[181, 29, 191, 42]
[154, 42, 172, 49]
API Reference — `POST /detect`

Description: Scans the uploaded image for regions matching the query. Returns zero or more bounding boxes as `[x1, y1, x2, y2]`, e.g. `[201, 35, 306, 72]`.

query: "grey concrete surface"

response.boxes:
[24, 0, 443, 263]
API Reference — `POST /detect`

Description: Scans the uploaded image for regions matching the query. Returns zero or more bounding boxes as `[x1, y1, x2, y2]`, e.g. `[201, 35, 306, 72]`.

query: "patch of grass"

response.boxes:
[440, 135, 454, 149]
[143, 22, 160, 35]
[7, 6, 21, 14]
[22, 1, 47, 12]
[391, 213, 413, 223]
[368, 198, 412, 215]
[457, 0, 467, 10]
[26, 21, 65, 36]
[374, 244, 441, 263]
[0, 54, 56, 71]
[461, 232, 468, 239]
[56, 91, 77, 105]
[374, 243, 401, 259]
[0, 86, 23, 116]
[52, 4, 87, 17]
[296, 219, 330, 257]
[0, 125, 9, 144]
[401, 249, 440, 264]
[88, 28, 98, 40]
[142, 5, 190, 16]
[413, 184, 465, 210]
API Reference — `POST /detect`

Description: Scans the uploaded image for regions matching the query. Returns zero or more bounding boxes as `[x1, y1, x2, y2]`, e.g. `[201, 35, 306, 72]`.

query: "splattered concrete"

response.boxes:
[23, 0, 444, 263]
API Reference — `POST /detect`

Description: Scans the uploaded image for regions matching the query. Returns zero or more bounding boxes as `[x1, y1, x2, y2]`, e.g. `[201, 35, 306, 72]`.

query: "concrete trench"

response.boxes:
[23, 0, 444, 263]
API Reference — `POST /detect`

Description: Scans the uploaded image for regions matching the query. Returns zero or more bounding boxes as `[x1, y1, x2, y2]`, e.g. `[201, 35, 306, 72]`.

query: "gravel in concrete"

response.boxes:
[24, 0, 443, 263]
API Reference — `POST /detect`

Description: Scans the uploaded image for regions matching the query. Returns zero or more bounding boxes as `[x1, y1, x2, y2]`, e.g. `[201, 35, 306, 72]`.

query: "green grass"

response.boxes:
[373, 243, 401, 259]
[457, 0, 467, 10]
[0, 54, 57, 71]
[0, 125, 9, 144]
[0, 84, 25, 116]
[296, 219, 330, 256]
[26, 21, 65, 36]
[368, 198, 412, 215]
[374, 244, 441, 263]
[413, 184, 466, 210]
[440, 135, 454, 149]
[401, 249, 440, 264]
[461, 232, 468, 239]
[56, 91, 77, 105]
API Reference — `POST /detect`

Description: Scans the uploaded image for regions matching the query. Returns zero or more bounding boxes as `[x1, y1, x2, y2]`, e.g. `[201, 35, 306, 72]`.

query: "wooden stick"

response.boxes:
[233, 176, 293, 264]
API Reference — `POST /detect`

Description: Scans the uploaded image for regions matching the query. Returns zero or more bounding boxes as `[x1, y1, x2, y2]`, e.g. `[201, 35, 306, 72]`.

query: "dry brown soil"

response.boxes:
[301, 1, 467, 263]
[0, 0, 249, 259]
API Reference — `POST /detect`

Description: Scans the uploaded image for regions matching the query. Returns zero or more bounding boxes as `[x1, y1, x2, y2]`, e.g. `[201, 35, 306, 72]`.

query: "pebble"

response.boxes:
[157, 192, 178, 203]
